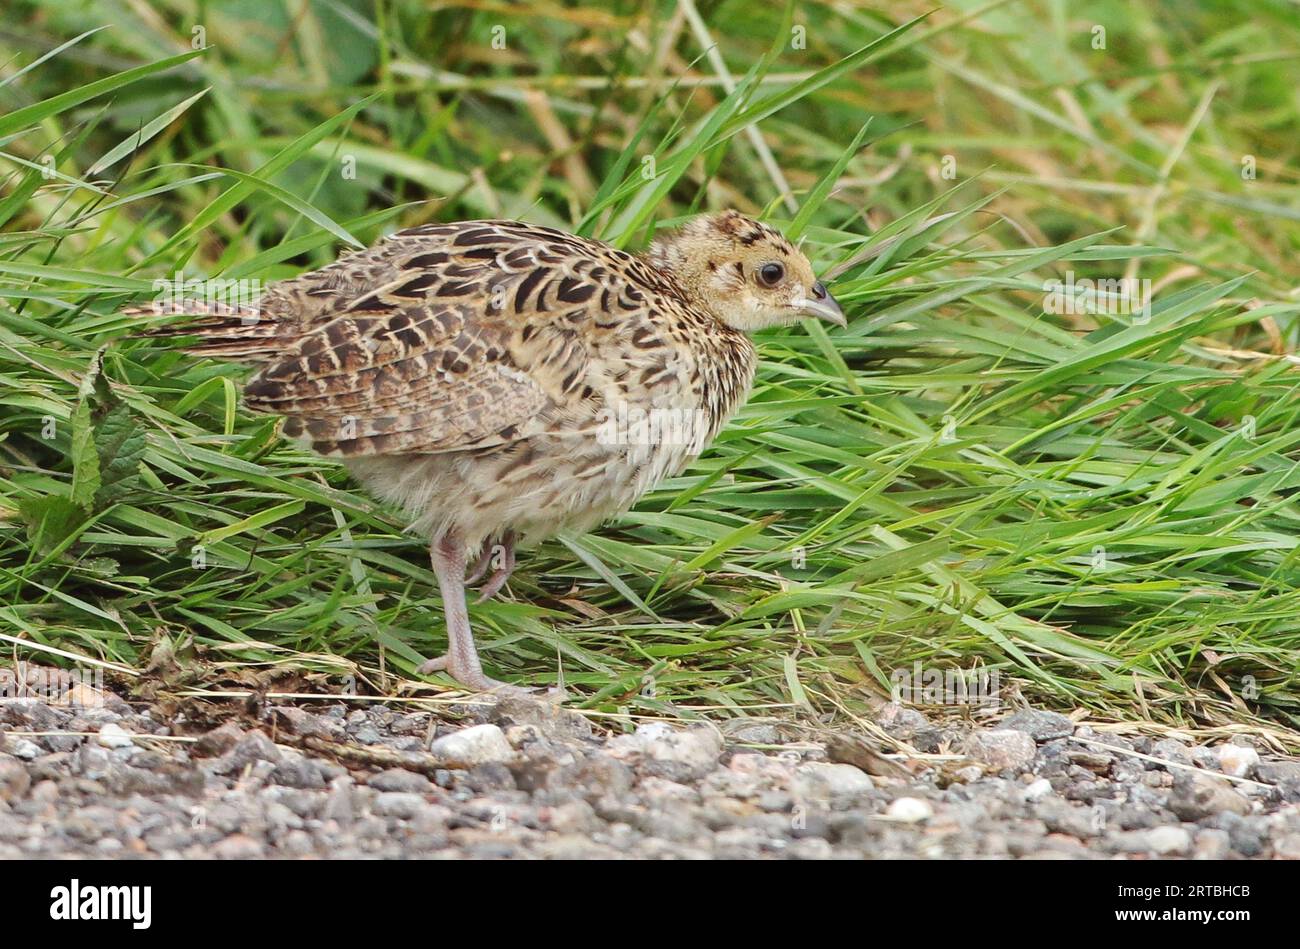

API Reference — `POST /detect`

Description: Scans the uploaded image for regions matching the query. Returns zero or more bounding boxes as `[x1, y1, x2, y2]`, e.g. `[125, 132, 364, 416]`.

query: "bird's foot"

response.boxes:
[475, 563, 513, 603]
[464, 547, 493, 586]
[416, 654, 531, 696]
[466, 533, 516, 603]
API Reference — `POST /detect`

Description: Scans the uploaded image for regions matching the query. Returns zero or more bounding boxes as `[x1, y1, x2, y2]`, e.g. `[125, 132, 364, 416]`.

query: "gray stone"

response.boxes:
[270, 706, 342, 740]
[1022, 778, 1054, 802]
[0, 755, 30, 803]
[1189, 746, 1220, 770]
[322, 784, 355, 822]
[720, 719, 784, 745]
[1256, 760, 1300, 784]
[608, 724, 723, 783]
[281, 830, 316, 856]
[269, 757, 330, 789]
[1219, 813, 1267, 857]
[263, 801, 302, 832]
[372, 792, 428, 820]
[353, 725, 382, 745]
[757, 791, 794, 813]
[194, 722, 244, 757]
[1001, 709, 1075, 741]
[641, 726, 724, 781]
[274, 789, 324, 820]
[1168, 772, 1251, 821]
[464, 762, 516, 793]
[212, 833, 264, 859]
[29, 779, 59, 803]
[876, 703, 929, 733]
[640, 776, 700, 802]
[790, 762, 873, 804]
[1150, 738, 1192, 767]
[964, 729, 1037, 771]
[390, 713, 430, 737]
[489, 695, 592, 744]
[1271, 832, 1300, 859]
[1038, 800, 1101, 838]
[367, 768, 434, 793]
[1193, 828, 1231, 860]
[212, 730, 282, 775]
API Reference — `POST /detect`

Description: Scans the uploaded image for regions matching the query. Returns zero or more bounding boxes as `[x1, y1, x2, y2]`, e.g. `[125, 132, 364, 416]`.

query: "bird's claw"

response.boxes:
[475, 564, 512, 603]
[464, 547, 493, 586]
[468, 533, 515, 602]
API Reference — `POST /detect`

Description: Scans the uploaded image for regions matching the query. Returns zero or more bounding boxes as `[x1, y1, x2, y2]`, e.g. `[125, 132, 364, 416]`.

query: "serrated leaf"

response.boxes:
[69, 396, 100, 510]
[66, 352, 145, 512]
[17, 496, 88, 557]
[93, 403, 147, 507]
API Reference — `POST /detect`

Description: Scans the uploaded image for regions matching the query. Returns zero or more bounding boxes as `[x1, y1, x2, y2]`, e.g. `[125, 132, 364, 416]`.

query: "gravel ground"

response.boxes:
[3, 683, 1300, 859]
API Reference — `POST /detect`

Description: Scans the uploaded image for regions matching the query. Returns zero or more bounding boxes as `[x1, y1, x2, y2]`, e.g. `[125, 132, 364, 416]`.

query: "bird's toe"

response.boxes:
[417, 653, 525, 695]
[416, 655, 450, 675]
[475, 566, 513, 603]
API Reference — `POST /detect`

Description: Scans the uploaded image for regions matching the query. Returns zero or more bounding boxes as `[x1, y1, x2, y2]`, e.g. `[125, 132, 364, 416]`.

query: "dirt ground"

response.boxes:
[2, 665, 1299, 859]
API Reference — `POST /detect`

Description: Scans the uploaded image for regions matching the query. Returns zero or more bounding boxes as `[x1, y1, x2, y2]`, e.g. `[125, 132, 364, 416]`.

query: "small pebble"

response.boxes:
[964, 729, 1037, 771]
[1022, 778, 1054, 802]
[791, 762, 873, 803]
[1217, 745, 1259, 779]
[7, 739, 41, 760]
[2, 676, 1295, 862]
[97, 723, 135, 749]
[885, 797, 933, 823]
[430, 724, 514, 766]
[1001, 709, 1075, 741]
[1147, 826, 1191, 856]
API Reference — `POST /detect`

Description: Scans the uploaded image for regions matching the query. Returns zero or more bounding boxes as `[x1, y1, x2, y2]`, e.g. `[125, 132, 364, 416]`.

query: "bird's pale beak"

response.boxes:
[794, 281, 846, 327]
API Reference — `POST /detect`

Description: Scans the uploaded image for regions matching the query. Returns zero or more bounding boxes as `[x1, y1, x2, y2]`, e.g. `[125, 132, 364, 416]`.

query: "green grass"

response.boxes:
[2, 0, 1299, 740]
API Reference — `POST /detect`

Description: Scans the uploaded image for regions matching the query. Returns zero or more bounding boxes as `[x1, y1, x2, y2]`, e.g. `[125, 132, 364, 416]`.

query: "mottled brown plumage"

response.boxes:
[134, 211, 843, 691]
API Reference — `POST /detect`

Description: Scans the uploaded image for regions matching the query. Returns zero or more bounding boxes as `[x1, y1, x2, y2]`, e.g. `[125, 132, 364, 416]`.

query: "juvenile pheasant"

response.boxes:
[136, 211, 844, 691]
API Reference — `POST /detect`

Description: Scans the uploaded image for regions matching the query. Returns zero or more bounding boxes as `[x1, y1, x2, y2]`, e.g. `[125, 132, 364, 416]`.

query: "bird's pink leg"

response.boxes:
[417, 532, 510, 692]
[475, 530, 516, 603]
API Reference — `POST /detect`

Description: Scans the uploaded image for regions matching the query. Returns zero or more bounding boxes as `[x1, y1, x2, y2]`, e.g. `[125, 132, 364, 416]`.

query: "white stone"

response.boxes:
[1147, 826, 1192, 855]
[1217, 744, 1260, 778]
[953, 765, 984, 784]
[633, 721, 674, 742]
[1022, 777, 1054, 802]
[639, 776, 699, 801]
[639, 722, 722, 774]
[885, 797, 933, 822]
[7, 739, 40, 760]
[429, 723, 514, 765]
[97, 722, 135, 749]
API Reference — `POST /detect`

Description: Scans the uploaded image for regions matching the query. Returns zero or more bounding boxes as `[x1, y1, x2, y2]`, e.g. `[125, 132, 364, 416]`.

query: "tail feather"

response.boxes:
[125, 298, 287, 361]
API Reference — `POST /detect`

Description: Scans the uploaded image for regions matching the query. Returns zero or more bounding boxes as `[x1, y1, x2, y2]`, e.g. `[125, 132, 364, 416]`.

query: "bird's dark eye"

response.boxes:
[757, 262, 785, 287]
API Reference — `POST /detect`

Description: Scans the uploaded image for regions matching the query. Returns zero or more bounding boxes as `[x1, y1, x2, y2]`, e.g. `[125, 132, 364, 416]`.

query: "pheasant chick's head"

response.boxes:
[648, 210, 844, 332]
